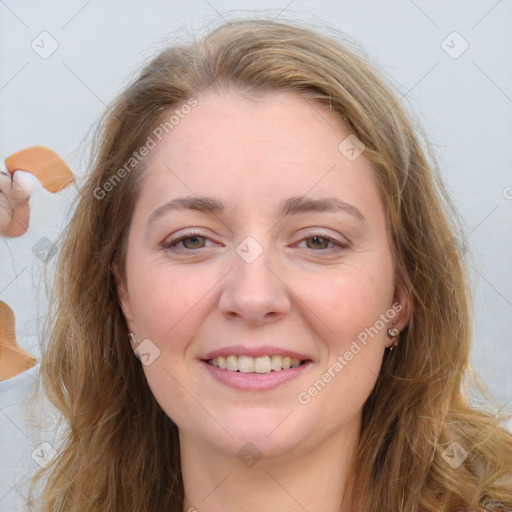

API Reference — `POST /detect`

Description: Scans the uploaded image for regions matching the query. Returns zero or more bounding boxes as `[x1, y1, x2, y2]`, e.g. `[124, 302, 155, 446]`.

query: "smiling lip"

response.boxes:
[201, 345, 311, 361]
[200, 344, 313, 391]
[201, 359, 312, 391]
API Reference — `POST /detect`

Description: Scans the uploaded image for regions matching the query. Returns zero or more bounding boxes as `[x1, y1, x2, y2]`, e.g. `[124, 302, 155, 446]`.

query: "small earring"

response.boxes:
[129, 332, 140, 344]
[387, 322, 400, 351]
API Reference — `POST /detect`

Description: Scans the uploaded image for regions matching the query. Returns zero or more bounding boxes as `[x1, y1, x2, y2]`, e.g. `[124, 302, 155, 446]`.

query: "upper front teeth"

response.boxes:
[208, 355, 302, 373]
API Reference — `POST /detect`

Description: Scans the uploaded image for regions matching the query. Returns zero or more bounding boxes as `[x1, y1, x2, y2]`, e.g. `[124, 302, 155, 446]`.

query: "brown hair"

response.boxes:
[31, 18, 512, 511]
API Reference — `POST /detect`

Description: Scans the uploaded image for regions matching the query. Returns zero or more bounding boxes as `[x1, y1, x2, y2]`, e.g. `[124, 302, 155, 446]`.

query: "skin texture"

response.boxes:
[117, 90, 410, 512]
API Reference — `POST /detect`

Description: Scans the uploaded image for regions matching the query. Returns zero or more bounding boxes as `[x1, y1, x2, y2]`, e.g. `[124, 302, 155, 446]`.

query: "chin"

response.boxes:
[181, 406, 314, 461]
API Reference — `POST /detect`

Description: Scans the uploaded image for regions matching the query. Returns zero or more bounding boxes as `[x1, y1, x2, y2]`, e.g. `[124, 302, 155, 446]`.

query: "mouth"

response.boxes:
[204, 355, 308, 374]
[200, 345, 313, 390]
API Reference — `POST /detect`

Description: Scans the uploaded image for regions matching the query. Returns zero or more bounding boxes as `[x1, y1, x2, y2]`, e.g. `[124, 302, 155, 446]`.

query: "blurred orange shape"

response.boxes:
[5, 145, 74, 193]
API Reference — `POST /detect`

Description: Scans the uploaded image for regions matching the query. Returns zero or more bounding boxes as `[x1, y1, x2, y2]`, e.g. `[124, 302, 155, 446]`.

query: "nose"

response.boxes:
[218, 240, 291, 326]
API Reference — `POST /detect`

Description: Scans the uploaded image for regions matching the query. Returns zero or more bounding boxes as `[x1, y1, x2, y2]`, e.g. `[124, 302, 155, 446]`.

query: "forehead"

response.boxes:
[136, 90, 380, 216]
[154, 90, 350, 164]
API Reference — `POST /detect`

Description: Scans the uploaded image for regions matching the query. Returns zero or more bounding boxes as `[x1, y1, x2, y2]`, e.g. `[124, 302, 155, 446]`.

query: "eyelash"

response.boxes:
[161, 230, 349, 253]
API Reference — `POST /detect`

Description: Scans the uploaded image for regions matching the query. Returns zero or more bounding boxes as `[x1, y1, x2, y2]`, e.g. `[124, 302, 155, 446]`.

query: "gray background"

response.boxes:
[1, 0, 511, 409]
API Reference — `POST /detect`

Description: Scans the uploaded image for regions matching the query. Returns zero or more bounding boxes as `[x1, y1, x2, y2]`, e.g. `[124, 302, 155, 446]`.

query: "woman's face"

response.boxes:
[117, 90, 409, 459]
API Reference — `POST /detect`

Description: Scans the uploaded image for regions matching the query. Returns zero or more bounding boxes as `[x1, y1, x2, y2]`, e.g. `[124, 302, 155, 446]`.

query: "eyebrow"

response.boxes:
[146, 195, 366, 229]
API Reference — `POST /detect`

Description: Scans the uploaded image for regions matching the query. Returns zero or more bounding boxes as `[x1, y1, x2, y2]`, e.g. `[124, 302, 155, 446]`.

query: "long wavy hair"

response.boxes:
[31, 18, 512, 512]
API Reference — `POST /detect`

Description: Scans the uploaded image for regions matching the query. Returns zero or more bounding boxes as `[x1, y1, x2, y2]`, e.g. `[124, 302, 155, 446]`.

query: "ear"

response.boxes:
[112, 262, 135, 333]
[392, 283, 411, 331]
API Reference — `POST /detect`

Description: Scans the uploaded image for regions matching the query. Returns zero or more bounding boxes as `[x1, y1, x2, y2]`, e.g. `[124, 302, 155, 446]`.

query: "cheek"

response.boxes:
[295, 272, 389, 428]
[293, 260, 394, 346]
[307, 354, 382, 437]
[127, 256, 211, 340]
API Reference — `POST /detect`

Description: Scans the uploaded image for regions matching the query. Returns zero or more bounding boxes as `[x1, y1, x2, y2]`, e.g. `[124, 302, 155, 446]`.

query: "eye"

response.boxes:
[161, 231, 349, 253]
[296, 233, 349, 252]
[161, 231, 215, 251]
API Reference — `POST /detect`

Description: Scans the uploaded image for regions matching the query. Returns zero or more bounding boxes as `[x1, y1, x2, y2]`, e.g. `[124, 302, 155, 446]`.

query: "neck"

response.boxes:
[180, 416, 359, 512]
